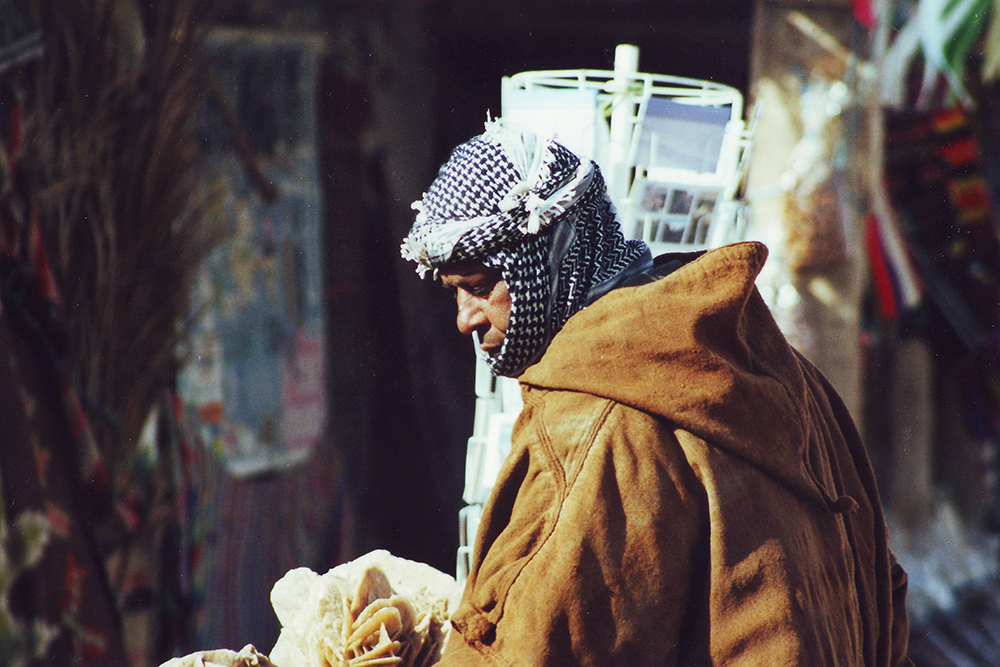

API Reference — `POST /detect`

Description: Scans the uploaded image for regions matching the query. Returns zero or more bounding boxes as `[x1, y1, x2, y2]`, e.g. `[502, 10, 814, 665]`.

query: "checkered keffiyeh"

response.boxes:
[401, 118, 649, 377]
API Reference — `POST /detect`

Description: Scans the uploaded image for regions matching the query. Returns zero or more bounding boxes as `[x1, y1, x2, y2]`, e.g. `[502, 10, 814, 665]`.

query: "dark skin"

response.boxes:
[438, 260, 512, 359]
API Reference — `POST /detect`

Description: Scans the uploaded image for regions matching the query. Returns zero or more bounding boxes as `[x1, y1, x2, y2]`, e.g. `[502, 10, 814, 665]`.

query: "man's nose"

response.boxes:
[456, 291, 488, 335]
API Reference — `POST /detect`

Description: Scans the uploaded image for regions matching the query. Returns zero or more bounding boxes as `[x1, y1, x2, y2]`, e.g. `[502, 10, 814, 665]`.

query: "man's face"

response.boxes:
[439, 261, 511, 359]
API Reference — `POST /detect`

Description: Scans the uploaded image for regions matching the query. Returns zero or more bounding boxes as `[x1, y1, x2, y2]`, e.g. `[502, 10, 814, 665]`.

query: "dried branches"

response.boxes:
[23, 0, 224, 493]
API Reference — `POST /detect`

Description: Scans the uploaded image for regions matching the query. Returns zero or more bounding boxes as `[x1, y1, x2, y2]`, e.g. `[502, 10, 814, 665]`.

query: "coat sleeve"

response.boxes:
[889, 552, 914, 667]
[437, 395, 705, 667]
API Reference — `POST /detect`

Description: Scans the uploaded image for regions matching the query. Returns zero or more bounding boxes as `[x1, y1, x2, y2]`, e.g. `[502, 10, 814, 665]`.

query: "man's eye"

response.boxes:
[468, 282, 492, 297]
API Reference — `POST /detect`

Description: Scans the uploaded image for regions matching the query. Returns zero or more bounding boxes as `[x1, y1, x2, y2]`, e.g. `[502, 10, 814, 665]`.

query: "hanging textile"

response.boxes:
[883, 106, 997, 352]
[880, 0, 993, 109]
[0, 85, 128, 664]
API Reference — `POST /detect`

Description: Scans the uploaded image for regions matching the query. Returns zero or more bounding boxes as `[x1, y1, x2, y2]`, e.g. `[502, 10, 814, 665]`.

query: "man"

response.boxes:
[401, 119, 911, 665]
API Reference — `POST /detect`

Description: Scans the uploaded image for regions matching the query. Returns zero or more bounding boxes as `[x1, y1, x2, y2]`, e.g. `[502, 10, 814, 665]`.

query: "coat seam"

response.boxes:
[490, 392, 617, 655]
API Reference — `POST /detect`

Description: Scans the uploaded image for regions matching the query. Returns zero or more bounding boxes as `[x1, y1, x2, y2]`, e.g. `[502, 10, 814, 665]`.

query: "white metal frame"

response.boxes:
[500, 45, 754, 257]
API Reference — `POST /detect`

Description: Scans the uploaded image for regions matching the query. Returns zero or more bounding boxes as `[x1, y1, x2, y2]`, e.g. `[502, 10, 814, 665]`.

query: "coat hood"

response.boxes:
[519, 241, 851, 511]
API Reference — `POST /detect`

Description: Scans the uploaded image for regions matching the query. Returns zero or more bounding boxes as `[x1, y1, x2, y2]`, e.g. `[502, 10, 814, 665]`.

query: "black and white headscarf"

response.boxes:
[401, 118, 650, 377]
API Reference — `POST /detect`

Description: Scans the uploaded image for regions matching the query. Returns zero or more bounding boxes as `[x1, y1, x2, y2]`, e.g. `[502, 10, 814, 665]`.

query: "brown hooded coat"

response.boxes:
[438, 242, 911, 666]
